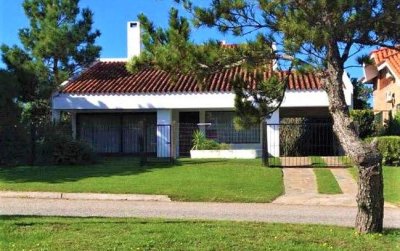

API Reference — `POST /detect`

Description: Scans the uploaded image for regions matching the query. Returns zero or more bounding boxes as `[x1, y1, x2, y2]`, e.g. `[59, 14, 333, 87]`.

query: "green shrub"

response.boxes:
[280, 118, 307, 156]
[350, 110, 375, 138]
[192, 130, 230, 150]
[219, 143, 230, 150]
[386, 112, 400, 135]
[0, 98, 30, 166]
[366, 136, 400, 166]
[37, 129, 97, 165]
[0, 122, 30, 166]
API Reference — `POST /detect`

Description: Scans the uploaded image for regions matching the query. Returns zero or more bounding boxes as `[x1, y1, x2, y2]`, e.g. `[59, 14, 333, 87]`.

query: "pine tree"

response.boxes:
[1, 0, 101, 101]
[129, 1, 400, 233]
[1, 0, 101, 164]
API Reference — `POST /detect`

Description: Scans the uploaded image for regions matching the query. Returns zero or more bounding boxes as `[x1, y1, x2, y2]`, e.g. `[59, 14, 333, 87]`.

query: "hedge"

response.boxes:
[366, 136, 400, 166]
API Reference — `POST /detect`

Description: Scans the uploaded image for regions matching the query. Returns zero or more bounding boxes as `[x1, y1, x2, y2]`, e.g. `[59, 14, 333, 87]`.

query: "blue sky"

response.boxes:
[0, 0, 370, 80]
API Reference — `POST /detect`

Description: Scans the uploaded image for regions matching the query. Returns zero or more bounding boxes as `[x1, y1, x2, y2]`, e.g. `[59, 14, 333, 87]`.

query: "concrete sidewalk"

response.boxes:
[1, 197, 400, 229]
[0, 191, 171, 202]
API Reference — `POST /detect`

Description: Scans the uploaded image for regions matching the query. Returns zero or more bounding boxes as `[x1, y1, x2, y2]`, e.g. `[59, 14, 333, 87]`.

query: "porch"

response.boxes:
[61, 107, 347, 167]
[69, 109, 263, 158]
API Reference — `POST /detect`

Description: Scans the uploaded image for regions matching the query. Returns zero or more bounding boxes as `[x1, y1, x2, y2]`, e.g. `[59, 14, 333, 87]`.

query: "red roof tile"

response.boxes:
[61, 61, 322, 94]
[371, 47, 400, 77]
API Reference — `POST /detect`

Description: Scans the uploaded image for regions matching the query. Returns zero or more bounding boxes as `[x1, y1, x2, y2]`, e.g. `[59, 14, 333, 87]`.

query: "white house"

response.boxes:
[52, 21, 353, 158]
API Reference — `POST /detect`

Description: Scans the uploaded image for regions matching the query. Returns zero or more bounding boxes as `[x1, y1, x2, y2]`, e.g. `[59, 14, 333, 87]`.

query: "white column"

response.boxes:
[51, 109, 61, 123]
[157, 109, 172, 157]
[266, 109, 280, 157]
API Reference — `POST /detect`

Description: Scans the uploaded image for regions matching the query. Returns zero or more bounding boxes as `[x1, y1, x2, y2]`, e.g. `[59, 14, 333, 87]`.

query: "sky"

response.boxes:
[0, 0, 370, 80]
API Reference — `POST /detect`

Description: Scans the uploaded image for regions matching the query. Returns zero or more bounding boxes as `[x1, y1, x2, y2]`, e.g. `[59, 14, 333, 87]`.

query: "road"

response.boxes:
[1, 197, 399, 228]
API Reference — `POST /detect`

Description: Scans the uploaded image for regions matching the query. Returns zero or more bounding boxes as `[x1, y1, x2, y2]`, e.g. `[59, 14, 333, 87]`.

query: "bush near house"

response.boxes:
[366, 136, 400, 166]
[191, 130, 230, 150]
[36, 130, 97, 165]
[350, 110, 375, 138]
[386, 112, 400, 135]
[0, 98, 97, 166]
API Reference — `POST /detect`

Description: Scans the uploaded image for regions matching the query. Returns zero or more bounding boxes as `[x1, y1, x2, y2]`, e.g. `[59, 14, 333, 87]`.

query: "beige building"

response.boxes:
[363, 47, 400, 122]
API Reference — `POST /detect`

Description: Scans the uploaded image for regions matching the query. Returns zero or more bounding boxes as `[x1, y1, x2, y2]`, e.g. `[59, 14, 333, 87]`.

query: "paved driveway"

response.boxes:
[273, 168, 397, 208]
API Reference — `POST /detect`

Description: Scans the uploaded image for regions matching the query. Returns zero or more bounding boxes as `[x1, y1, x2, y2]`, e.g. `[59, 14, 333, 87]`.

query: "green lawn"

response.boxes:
[311, 156, 327, 167]
[313, 168, 342, 194]
[0, 158, 283, 202]
[1, 217, 399, 251]
[349, 167, 400, 205]
[267, 157, 282, 167]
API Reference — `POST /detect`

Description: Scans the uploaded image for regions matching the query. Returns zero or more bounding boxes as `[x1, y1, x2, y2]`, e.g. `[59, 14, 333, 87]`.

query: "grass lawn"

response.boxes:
[349, 167, 400, 205]
[0, 158, 283, 202]
[1, 217, 399, 251]
[313, 168, 342, 194]
[310, 156, 327, 167]
[267, 157, 282, 167]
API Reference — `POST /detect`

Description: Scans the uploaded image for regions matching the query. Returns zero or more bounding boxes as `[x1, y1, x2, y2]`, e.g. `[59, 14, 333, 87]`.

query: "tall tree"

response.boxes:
[1, 0, 101, 164]
[127, 8, 287, 128]
[0, 69, 29, 166]
[129, 1, 400, 233]
[1, 0, 101, 101]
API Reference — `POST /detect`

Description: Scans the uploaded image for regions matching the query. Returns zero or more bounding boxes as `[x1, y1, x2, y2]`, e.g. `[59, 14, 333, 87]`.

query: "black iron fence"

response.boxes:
[77, 113, 173, 164]
[176, 123, 261, 156]
[263, 123, 350, 167]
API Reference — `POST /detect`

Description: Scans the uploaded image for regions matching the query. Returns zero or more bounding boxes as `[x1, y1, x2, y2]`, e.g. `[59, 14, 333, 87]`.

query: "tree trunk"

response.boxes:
[322, 64, 384, 233]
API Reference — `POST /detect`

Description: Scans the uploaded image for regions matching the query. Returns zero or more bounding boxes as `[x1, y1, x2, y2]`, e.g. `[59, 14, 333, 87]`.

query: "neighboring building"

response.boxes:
[362, 47, 400, 122]
[51, 21, 353, 158]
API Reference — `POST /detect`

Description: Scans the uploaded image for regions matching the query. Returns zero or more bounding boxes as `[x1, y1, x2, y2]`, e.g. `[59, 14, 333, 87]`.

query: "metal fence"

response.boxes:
[176, 123, 261, 156]
[263, 123, 350, 167]
[77, 113, 173, 164]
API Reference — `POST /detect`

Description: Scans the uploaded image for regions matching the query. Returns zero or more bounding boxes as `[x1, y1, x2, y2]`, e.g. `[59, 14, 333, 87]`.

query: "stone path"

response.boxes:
[277, 168, 317, 195]
[272, 167, 358, 206]
[330, 168, 357, 195]
[273, 167, 397, 208]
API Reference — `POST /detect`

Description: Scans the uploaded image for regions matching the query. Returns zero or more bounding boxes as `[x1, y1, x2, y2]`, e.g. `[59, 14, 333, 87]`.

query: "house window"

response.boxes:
[77, 113, 157, 154]
[205, 111, 260, 144]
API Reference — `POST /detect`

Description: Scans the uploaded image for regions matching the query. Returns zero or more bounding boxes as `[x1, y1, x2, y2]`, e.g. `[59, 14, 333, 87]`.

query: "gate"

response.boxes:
[263, 122, 350, 167]
[140, 124, 174, 165]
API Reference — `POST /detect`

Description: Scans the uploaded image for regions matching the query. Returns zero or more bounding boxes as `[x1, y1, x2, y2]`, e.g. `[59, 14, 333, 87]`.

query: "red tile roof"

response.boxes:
[371, 47, 400, 77]
[61, 61, 322, 94]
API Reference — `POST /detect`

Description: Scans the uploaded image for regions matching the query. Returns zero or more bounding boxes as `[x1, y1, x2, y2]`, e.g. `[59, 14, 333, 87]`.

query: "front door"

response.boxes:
[179, 112, 200, 156]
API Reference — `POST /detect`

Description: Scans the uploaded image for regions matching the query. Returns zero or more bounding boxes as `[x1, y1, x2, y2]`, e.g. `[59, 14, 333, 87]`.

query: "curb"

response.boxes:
[0, 191, 171, 202]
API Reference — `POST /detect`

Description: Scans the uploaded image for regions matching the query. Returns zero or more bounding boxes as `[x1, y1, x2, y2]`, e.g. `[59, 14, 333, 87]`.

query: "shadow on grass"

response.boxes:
[0, 157, 238, 184]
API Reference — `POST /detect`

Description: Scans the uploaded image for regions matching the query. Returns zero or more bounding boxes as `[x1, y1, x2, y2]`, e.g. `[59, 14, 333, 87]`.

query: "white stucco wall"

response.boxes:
[53, 91, 332, 111]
